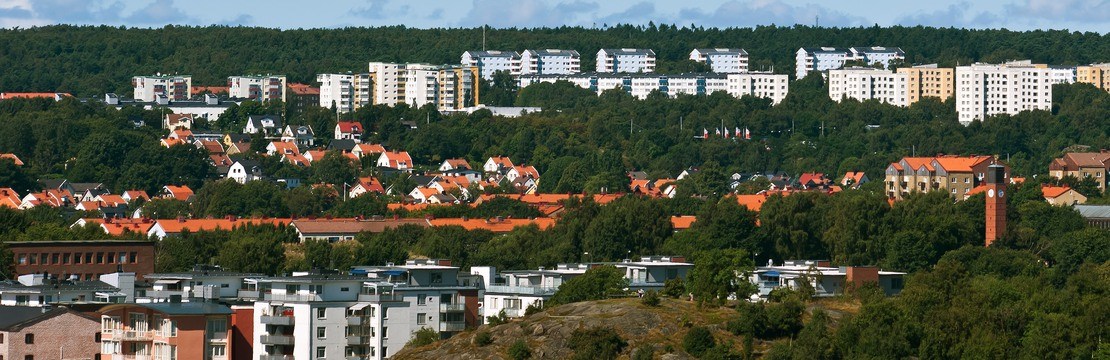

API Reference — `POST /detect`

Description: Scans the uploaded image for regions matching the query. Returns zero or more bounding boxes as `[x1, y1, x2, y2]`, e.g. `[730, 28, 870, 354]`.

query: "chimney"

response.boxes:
[985, 164, 1007, 246]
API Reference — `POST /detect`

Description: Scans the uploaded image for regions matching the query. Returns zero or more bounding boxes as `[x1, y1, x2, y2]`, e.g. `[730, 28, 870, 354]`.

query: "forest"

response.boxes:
[0, 25, 1108, 96]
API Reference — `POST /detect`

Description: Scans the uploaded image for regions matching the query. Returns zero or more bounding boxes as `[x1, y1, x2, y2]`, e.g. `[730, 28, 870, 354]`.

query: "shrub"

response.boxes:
[632, 345, 655, 360]
[727, 302, 767, 337]
[524, 302, 544, 316]
[641, 290, 661, 306]
[663, 278, 687, 298]
[487, 309, 510, 326]
[407, 327, 438, 347]
[568, 327, 628, 360]
[683, 326, 716, 357]
[549, 265, 629, 305]
[508, 339, 532, 360]
[474, 331, 493, 346]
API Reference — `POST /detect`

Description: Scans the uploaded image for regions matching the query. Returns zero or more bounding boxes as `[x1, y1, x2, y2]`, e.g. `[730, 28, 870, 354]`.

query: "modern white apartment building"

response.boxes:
[141, 265, 263, 303]
[250, 259, 479, 360]
[795, 46, 905, 79]
[133, 74, 192, 102]
[519, 49, 581, 75]
[461, 50, 521, 80]
[367, 62, 405, 107]
[827, 67, 909, 107]
[689, 48, 749, 73]
[368, 62, 479, 111]
[228, 75, 287, 102]
[318, 73, 373, 113]
[518, 72, 789, 104]
[596, 48, 657, 73]
[955, 61, 1053, 125]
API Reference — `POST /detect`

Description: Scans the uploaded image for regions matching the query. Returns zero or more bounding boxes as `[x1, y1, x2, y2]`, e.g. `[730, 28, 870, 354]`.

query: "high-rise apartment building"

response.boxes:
[955, 61, 1053, 125]
[689, 48, 750, 73]
[228, 75, 287, 102]
[898, 64, 955, 105]
[133, 75, 192, 102]
[827, 67, 909, 106]
[596, 48, 656, 73]
[519, 49, 581, 75]
[461, 50, 521, 80]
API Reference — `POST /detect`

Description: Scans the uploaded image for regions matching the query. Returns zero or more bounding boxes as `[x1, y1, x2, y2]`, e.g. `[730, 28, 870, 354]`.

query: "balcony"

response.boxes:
[207, 332, 229, 342]
[265, 293, 323, 302]
[440, 303, 466, 312]
[258, 355, 294, 360]
[439, 321, 466, 332]
[237, 290, 260, 299]
[347, 335, 367, 345]
[260, 315, 294, 326]
[503, 308, 525, 317]
[260, 335, 295, 345]
[358, 293, 404, 302]
[107, 355, 153, 360]
[486, 285, 558, 296]
[346, 316, 364, 326]
[144, 290, 185, 299]
[113, 329, 155, 341]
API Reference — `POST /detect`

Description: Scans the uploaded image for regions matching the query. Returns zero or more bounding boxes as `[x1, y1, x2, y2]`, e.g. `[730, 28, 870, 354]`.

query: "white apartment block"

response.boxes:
[689, 48, 750, 73]
[956, 62, 1053, 125]
[367, 62, 405, 107]
[461, 50, 521, 80]
[133, 74, 192, 102]
[318, 73, 372, 113]
[251, 259, 479, 360]
[473, 256, 692, 323]
[228, 75, 287, 102]
[518, 72, 788, 104]
[596, 48, 657, 73]
[369, 62, 479, 111]
[795, 46, 905, 79]
[827, 67, 909, 107]
[519, 49, 581, 75]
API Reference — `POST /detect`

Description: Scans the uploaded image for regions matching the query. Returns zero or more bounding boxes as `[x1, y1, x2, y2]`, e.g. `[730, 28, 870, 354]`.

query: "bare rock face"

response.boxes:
[391, 298, 736, 360]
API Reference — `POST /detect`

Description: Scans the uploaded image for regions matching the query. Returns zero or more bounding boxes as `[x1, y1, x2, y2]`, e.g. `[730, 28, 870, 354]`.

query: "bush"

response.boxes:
[568, 327, 628, 360]
[549, 265, 629, 305]
[524, 302, 544, 316]
[764, 298, 804, 338]
[683, 326, 716, 357]
[727, 302, 767, 337]
[407, 327, 438, 347]
[641, 290, 661, 306]
[508, 339, 532, 360]
[474, 331, 493, 347]
[487, 309, 510, 326]
[632, 346, 655, 360]
[663, 278, 687, 298]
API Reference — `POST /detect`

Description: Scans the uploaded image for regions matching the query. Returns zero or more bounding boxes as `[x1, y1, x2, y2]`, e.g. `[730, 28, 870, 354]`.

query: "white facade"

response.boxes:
[461, 50, 521, 80]
[403, 64, 440, 109]
[690, 48, 749, 73]
[596, 48, 656, 73]
[228, 75, 287, 102]
[519, 49, 581, 75]
[955, 62, 1053, 125]
[827, 67, 909, 107]
[795, 47, 905, 79]
[318, 74, 354, 113]
[133, 75, 192, 102]
[367, 62, 405, 107]
[227, 160, 262, 184]
[519, 72, 789, 104]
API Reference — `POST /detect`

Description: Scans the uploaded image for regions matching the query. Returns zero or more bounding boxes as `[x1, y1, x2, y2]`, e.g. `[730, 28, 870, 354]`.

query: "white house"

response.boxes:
[376, 151, 413, 170]
[334, 121, 364, 142]
[748, 259, 905, 300]
[483, 156, 514, 173]
[690, 48, 749, 73]
[243, 115, 282, 135]
[461, 50, 522, 80]
[596, 48, 656, 73]
[519, 49, 581, 75]
[505, 165, 540, 182]
[280, 125, 315, 147]
[228, 160, 263, 184]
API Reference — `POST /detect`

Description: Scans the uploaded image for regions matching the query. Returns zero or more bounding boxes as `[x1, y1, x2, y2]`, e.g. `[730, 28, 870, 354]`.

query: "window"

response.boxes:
[24, 356, 32, 360]
[0, 333, 4, 343]
[317, 327, 326, 339]
[316, 308, 326, 319]
[24, 333, 33, 344]
[28, 254, 36, 265]
[130, 252, 138, 263]
[209, 345, 226, 358]
[383, 327, 388, 339]
[17, 254, 26, 265]
[340, 287, 350, 292]
[417, 313, 427, 325]
[85, 253, 93, 264]
[51, 253, 59, 264]
[96, 252, 104, 264]
[316, 347, 326, 359]
[63, 253, 70, 264]
[417, 294, 426, 305]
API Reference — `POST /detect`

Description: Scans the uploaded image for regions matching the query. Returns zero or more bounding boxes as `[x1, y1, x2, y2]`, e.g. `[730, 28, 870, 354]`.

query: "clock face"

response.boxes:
[999, 190, 1005, 198]
[987, 189, 995, 198]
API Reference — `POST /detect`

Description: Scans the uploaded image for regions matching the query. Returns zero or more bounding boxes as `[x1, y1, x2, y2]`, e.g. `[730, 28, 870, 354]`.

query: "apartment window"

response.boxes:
[317, 308, 326, 319]
[208, 345, 226, 358]
[431, 273, 443, 284]
[118, 253, 127, 264]
[383, 327, 388, 339]
[417, 294, 426, 305]
[316, 347, 326, 359]
[17, 254, 25, 265]
[85, 253, 93, 264]
[28, 254, 36, 265]
[107, 252, 115, 264]
[0, 333, 4, 343]
[63, 253, 70, 264]
[97, 252, 104, 264]
[130, 252, 137, 263]
[340, 287, 350, 292]
[39, 254, 46, 264]
[51, 253, 59, 264]
[316, 327, 326, 339]
[24, 356, 31, 360]
[24, 333, 33, 344]
[417, 313, 427, 325]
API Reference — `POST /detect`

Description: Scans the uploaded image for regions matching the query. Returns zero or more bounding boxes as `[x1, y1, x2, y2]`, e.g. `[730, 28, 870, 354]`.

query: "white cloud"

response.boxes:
[897, 2, 1002, 28]
[1005, 0, 1109, 23]
[675, 0, 868, 28]
[457, 0, 599, 28]
[123, 0, 193, 25]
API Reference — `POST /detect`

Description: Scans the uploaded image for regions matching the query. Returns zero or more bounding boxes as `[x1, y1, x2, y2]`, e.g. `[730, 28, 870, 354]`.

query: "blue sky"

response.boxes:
[0, 0, 1106, 33]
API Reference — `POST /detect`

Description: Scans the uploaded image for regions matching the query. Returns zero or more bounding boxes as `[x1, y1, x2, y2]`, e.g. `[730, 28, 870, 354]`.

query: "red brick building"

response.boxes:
[7, 240, 156, 280]
[0, 306, 101, 360]
[98, 302, 233, 360]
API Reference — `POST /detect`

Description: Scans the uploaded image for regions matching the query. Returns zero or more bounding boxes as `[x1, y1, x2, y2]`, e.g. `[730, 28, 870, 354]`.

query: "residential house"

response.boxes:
[164, 113, 195, 130]
[1048, 151, 1110, 192]
[225, 142, 252, 156]
[228, 74, 287, 102]
[352, 143, 387, 159]
[243, 115, 283, 135]
[6, 240, 156, 280]
[505, 165, 540, 182]
[438, 158, 471, 171]
[427, 217, 555, 233]
[2, 153, 25, 166]
[335, 121, 364, 142]
[0, 187, 20, 208]
[19, 189, 73, 209]
[472, 264, 588, 321]
[267, 141, 309, 166]
[748, 260, 905, 299]
[73, 217, 156, 237]
[519, 49, 581, 75]
[223, 134, 251, 148]
[0, 306, 101, 360]
[407, 186, 440, 204]
[671, 216, 697, 231]
[122, 190, 150, 203]
[884, 155, 1008, 201]
[377, 151, 413, 171]
[1042, 185, 1087, 206]
[146, 218, 292, 239]
[796, 172, 831, 189]
[483, 156, 514, 174]
[461, 50, 522, 79]
[280, 125, 315, 147]
[228, 160, 263, 184]
[160, 185, 195, 202]
[840, 171, 869, 189]
[98, 302, 233, 360]
[133, 74, 192, 101]
[290, 218, 430, 242]
[349, 177, 386, 198]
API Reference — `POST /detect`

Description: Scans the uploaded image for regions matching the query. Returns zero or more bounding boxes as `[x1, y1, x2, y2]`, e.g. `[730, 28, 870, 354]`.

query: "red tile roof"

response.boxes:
[288, 83, 320, 95]
[123, 190, 150, 201]
[336, 121, 363, 133]
[443, 158, 471, 170]
[671, 215, 697, 230]
[81, 218, 157, 236]
[0, 188, 21, 208]
[154, 218, 293, 233]
[0, 153, 23, 166]
[162, 185, 194, 201]
[0, 92, 71, 100]
[1041, 185, 1072, 199]
[428, 217, 555, 232]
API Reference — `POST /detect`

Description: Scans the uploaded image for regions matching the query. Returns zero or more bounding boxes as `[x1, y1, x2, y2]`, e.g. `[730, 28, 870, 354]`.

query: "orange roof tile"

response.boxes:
[162, 185, 194, 201]
[933, 155, 993, 172]
[154, 218, 292, 233]
[0, 188, 20, 208]
[336, 121, 363, 133]
[80, 218, 157, 236]
[0, 92, 71, 100]
[1040, 185, 1072, 198]
[287, 83, 320, 95]
[735, 194, 771, 212]
[670, 215, 697, 230]
[1, 153, 24, 166]
[123, 190, 150, 201]
[428, 217, 555, 232]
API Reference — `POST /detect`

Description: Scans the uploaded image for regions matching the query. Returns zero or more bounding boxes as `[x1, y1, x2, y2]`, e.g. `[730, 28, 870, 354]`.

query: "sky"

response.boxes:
[0, 0, 1106, 33]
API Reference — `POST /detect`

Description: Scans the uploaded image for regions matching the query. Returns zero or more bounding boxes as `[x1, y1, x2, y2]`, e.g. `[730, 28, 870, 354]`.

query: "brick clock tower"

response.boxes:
[984, 164, 1007, 246]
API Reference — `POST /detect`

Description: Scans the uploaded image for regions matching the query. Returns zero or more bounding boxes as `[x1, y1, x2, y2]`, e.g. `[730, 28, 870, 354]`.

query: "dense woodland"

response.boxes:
[0, 25, 1107, 358]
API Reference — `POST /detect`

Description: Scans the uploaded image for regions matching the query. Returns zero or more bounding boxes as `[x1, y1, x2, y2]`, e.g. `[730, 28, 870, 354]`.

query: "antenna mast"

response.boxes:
[482, 25, 487, 51]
